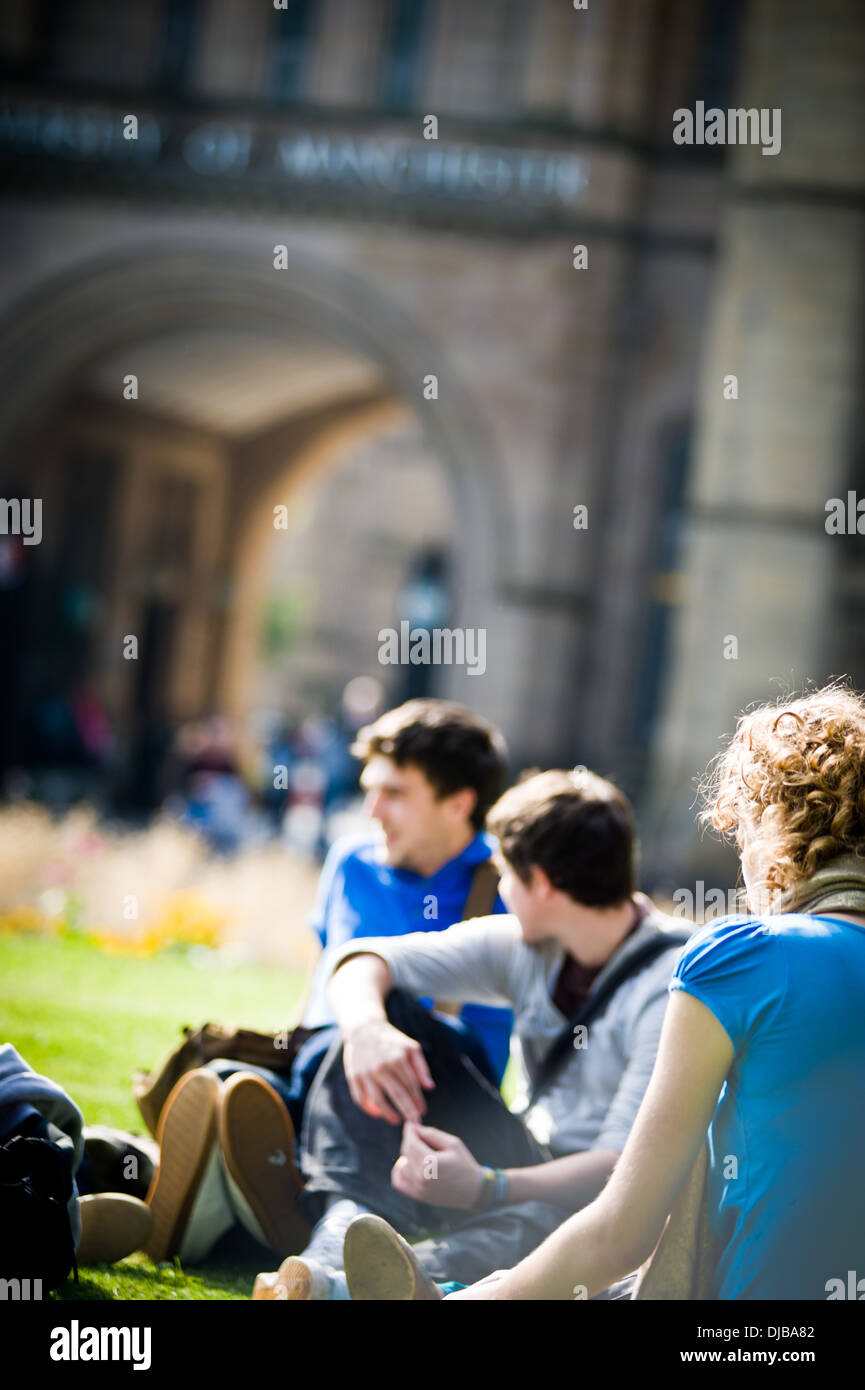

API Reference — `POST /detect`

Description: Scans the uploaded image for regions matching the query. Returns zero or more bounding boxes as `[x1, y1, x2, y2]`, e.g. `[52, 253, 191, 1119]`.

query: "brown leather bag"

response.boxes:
[132, 1023, 317, 1138]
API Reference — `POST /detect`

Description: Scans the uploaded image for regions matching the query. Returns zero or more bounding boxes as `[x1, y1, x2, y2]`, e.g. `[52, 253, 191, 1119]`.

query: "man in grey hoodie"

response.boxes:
[253, 768, 689, 1300]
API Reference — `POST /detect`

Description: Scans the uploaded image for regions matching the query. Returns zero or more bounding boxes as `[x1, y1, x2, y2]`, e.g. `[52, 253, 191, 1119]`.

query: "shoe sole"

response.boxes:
[219, 1072, 309, 1258]
[144, 1069, 220, 1263]
[76, 1193, 154, 1265]
[344, 1214, 442, 1301]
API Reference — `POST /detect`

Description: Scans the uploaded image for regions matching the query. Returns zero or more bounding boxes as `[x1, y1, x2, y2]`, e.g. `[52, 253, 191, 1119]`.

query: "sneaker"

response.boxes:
[344, 1214, 443, 1301]
[76, 1193, 153, 1265]
[218, 1072, 309, 1258]
[252, 1255, 335, 1301]
[144, 1068, 221, 1263]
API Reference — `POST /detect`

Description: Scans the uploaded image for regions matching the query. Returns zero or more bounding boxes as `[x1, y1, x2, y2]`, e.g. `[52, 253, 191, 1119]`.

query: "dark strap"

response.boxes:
[462, 859, 501, 921]
[528, 927, 691, 1105]
[432, 860, 500, 1015]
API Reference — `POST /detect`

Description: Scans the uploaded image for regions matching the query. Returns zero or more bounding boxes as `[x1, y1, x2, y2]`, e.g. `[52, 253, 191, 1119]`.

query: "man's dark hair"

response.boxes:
[487, 768, 635, 907]
[351, 699, 508, 831]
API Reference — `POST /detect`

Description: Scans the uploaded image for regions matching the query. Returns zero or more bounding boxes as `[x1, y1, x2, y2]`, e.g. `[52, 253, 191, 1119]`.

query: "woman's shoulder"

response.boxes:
[670, 915, 791, 1047]
[674, 913, 783, 981]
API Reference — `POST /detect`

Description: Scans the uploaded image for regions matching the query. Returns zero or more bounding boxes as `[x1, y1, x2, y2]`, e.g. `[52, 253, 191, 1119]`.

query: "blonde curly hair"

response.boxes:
[700, 684, 865, 898]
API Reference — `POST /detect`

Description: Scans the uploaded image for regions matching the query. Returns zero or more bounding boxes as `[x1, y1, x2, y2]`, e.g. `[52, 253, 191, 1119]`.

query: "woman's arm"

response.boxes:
[449, 989, 734, 1299]
[503, 1148, 621, 1209]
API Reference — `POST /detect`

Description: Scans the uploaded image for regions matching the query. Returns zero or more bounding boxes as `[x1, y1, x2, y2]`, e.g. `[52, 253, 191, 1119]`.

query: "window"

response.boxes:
[380, 0, 429, 111]
[157, 0, 200, 93]
[270, 0, 317, 103]
[694, 0, 744, 112]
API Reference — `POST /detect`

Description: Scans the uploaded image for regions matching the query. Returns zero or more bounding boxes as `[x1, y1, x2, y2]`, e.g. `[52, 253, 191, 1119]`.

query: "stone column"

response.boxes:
[192, 0, 270, 99]
[645, 0, 865, 886]
[311, 0, 389, 108]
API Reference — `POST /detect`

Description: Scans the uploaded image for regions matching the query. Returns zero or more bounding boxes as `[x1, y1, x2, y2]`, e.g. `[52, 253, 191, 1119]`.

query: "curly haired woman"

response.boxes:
[436, 686, 865, 1299]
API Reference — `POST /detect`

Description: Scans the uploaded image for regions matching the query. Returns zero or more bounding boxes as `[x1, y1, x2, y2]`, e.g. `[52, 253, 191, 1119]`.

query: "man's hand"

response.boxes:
[391, 1122, 484, 1209]
[343, 1019, 434, 1125]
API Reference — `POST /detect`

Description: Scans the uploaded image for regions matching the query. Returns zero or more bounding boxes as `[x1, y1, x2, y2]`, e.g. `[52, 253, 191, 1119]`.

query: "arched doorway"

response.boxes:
[0, 243, 508, 810]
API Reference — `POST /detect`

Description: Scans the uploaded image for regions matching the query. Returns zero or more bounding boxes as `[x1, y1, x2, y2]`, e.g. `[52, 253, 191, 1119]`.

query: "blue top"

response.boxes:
[303, 830, 514, 1083]
[670, 912, 865, 1300]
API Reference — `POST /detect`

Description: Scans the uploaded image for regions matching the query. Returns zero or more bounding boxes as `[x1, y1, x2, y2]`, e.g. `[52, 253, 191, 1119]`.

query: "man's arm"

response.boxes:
[391, 1125, 620, 1211]
[503, 1149, 619, 1208]
[328, 916, 516, 1013]
[328, 950, 391, 1032]
[328, 952, 435, 1125]
[390, 959, 676, 1211]
[325, 918, 517, 1124]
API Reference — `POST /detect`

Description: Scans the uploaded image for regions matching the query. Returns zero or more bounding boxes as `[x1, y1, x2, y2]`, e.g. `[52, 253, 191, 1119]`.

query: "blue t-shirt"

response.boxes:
[671, 912, 865, 1300]
[303, 830, 514, 1083]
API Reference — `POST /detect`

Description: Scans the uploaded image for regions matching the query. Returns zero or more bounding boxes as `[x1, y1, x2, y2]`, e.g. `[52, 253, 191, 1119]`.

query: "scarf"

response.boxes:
[774, 851, 865, 917]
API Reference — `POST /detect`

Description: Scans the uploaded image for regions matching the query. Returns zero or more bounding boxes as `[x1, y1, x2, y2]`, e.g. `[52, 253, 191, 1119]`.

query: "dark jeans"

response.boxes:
[297, 994, 634, 1289]
[298, 990, 563, 1248]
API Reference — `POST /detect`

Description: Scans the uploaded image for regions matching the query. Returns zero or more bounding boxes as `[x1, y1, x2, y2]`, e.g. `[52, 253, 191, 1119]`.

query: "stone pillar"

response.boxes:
[645, 0, 865, 886]
[192, 0, 270, 99]
[311, 0, 389, 108]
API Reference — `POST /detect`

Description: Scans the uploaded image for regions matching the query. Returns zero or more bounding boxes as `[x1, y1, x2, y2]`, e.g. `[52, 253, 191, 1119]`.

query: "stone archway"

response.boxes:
[221, 390, 410, 717]
[0, 241, 510, 632]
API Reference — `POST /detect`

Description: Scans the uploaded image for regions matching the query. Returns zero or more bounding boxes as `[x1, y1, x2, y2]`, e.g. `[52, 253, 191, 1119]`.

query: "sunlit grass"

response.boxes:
[0, 931, 305, 1299]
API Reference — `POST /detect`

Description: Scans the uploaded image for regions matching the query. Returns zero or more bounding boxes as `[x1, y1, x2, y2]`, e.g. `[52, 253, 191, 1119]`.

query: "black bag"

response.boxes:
[0, 1134, 78, 1291]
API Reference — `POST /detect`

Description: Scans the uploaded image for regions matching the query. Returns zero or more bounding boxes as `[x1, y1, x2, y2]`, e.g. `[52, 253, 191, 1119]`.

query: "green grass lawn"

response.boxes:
[0, 930, 305, 1300]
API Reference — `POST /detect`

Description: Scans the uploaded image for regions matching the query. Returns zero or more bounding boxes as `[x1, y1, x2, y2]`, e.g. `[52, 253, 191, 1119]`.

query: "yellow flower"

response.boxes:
[0, 906, 48, 935]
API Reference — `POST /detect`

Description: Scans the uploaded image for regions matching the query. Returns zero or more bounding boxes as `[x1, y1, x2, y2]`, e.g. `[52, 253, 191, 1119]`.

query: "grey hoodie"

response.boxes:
[328, 897, 689, 1157]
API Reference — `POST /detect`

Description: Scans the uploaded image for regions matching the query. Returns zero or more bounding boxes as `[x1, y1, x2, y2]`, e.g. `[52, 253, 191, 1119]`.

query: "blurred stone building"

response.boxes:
[0, 0, 862, 885]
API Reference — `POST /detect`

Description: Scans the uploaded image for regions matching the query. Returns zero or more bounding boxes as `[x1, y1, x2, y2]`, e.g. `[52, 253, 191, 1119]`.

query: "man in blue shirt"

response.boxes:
[144, 699, 512, 1264]
[303, 798, 511, 1080]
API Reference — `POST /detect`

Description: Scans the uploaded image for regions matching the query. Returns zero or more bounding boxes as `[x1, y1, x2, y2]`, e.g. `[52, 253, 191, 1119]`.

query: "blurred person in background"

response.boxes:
[164, 714, 264, 855]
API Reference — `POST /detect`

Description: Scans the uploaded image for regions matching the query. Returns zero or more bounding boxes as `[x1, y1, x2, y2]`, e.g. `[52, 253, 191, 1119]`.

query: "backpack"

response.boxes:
[0, 1134, 78, 1292]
